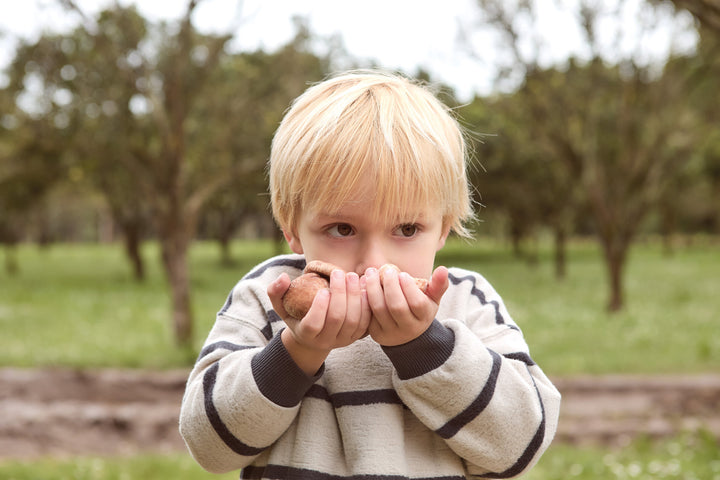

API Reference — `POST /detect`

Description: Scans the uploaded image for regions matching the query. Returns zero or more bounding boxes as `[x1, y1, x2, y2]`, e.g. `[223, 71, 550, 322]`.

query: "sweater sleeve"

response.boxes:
[179, 255, 320, 474]
[382, 269, 561, 478]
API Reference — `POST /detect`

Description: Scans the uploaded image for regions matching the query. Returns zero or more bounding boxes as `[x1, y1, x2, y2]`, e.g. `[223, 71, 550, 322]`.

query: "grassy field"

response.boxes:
[1, 237, 718, 374]
[0, 430, 718, 479]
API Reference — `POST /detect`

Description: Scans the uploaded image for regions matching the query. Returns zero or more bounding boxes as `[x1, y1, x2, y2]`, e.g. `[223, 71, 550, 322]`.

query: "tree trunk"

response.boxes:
[218, 237, 233, 267]
[218, 215, 235, 267]
[160, 229, 193, 347]
[510, 224, 523, 259]
[122, 222, 145, 281]
[601, 237, 627, 312]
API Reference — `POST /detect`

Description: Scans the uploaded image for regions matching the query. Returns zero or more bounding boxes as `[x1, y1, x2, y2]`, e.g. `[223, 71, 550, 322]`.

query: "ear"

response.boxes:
[283, 229, 304, 255]
[436, 224, 452, 252]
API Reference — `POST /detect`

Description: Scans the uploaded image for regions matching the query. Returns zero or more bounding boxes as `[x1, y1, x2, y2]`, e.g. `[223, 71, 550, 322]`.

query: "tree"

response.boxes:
[467, 0, 699, 310]
[684, 26, 720, 232]
[4, 1, 335, 347]
[191, 22, 330, 264]
[462, 95, 543, 262]
[5, 5, 154, 280]
[652, 24, 720, 244]
[0, 45, 77, 274]
[8, 0, 244, 346]
[462, 84, 584, 276]
[124, 3, 236, 346]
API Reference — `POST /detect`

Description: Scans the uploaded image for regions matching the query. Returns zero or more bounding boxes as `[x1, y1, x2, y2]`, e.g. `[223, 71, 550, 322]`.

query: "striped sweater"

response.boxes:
[179, 254, 561, 479]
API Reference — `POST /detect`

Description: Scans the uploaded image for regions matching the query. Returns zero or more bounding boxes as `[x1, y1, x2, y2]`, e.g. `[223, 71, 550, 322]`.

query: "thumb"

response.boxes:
[426, 266, 449, 305]
[267, 272, 292, 318]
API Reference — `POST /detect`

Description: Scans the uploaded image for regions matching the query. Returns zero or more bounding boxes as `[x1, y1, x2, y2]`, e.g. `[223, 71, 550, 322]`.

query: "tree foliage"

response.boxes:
[1, 1, 332, 346]
[463, 0, 708, 311]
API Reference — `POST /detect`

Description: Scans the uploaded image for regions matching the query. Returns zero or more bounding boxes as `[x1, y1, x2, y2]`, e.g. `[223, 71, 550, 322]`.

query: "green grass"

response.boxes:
[0, 240, 278, 369]
[0, 453, 237, 480]
[437, 237, 720, 375]
[1, 237, 719, 374]
[1, 430, 717, 479]
[524, 430, 720, 480]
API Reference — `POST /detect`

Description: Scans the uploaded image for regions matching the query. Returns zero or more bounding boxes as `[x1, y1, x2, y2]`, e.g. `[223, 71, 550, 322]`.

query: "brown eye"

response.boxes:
[328, 224, 354, 237]
[397, 224, 418, 237]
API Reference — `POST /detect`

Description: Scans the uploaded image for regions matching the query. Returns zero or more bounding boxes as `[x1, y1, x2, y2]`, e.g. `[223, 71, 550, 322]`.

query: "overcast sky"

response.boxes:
[0, 0, 698, 100]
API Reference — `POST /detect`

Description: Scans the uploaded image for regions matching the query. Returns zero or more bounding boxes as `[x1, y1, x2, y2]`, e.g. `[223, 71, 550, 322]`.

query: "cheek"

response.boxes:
[398, 244, 440, 279]
[301, 241, 353, 271]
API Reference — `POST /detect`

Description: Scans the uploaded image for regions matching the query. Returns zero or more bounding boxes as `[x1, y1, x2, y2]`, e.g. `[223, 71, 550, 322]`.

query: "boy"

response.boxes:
[180, 70, 561, 479]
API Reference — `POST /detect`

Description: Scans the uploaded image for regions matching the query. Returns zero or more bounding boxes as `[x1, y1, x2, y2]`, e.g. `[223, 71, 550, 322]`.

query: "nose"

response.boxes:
[355, 236, 387, 274]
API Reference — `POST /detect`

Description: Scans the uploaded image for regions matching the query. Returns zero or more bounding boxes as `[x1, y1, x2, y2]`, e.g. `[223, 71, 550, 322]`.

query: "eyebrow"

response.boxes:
[313, 210, 433, 226]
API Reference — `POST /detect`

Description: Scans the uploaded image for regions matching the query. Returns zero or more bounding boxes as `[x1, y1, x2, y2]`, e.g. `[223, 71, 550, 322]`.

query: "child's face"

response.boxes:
[284, 182, 450, 280]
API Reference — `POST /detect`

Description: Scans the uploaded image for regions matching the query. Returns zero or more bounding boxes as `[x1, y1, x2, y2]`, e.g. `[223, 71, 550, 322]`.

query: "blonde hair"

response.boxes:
[268, 70, 473, 237]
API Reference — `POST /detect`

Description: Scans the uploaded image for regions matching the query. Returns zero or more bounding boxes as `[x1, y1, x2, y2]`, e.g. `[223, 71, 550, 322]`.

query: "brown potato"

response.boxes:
[281, 260, 428, 319]
[281, 261, 336, 319]
[379, 264, 428, 293]
[282, 272, 330, 319]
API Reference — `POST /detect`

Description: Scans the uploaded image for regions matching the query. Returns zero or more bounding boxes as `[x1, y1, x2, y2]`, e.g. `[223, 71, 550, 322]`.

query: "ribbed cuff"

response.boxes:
[251, 331, 323, 407]
[382, 320, 455, 380]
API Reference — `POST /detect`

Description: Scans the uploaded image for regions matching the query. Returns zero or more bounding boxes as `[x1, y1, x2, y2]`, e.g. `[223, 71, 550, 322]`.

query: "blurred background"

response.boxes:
[1, 0, 717, 341]
[0, 0, 719, 478]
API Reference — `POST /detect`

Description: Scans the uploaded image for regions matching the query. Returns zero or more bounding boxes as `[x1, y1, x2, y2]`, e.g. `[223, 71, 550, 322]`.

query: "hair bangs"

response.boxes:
[301, 91, 450, 224]
[269, 70, 473, 236]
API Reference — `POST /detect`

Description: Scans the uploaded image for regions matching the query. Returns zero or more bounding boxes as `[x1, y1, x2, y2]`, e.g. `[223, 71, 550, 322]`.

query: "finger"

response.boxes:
[297, 288, 330, 338]
[364, 267, 387, 318]
[267, 273, 291, 318]
[324, 269, 347, 336]
[379, 267, 407, 326]
[357, 290, 372, 339]
[398, 271, 427, 312]
[343, 272, 361, 333]
[357, 272, 373, 335]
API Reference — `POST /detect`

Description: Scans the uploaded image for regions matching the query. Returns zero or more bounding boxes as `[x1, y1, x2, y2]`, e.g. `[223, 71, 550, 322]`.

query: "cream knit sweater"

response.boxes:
[180, 254, 561, 479]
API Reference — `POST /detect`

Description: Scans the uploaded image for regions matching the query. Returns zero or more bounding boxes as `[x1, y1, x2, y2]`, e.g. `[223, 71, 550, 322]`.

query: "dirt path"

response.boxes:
[553, 374, 720, 447]
[1, 368, 719, 459]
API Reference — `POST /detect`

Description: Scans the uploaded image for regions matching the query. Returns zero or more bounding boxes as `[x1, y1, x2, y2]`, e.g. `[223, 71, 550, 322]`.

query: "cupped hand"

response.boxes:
[267, 269, 372, 374]
[363, 265, 449, 346]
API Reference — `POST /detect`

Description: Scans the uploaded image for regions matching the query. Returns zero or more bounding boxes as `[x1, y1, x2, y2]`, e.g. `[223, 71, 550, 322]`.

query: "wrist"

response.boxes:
[381, 319, 455, 380]
[251, 332, 323, 407]
[281, 328, 330, 376]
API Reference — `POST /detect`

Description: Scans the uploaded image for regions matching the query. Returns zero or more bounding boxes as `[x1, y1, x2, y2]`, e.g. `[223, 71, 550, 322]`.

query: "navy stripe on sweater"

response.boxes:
[448, 272, 515, 328]
[203, 363, 266, 457]
[477, 365, 547, 478]
[197, 341, 252, 361]
[241, 464, 465, 480]
[503, 352, 536, 366]
[261, 312, 277, 340]
[219, 256, 306, 315]
[305, 384, 404, 407]
[436, 349, 501, 439]
[245, 256, 306, 280]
